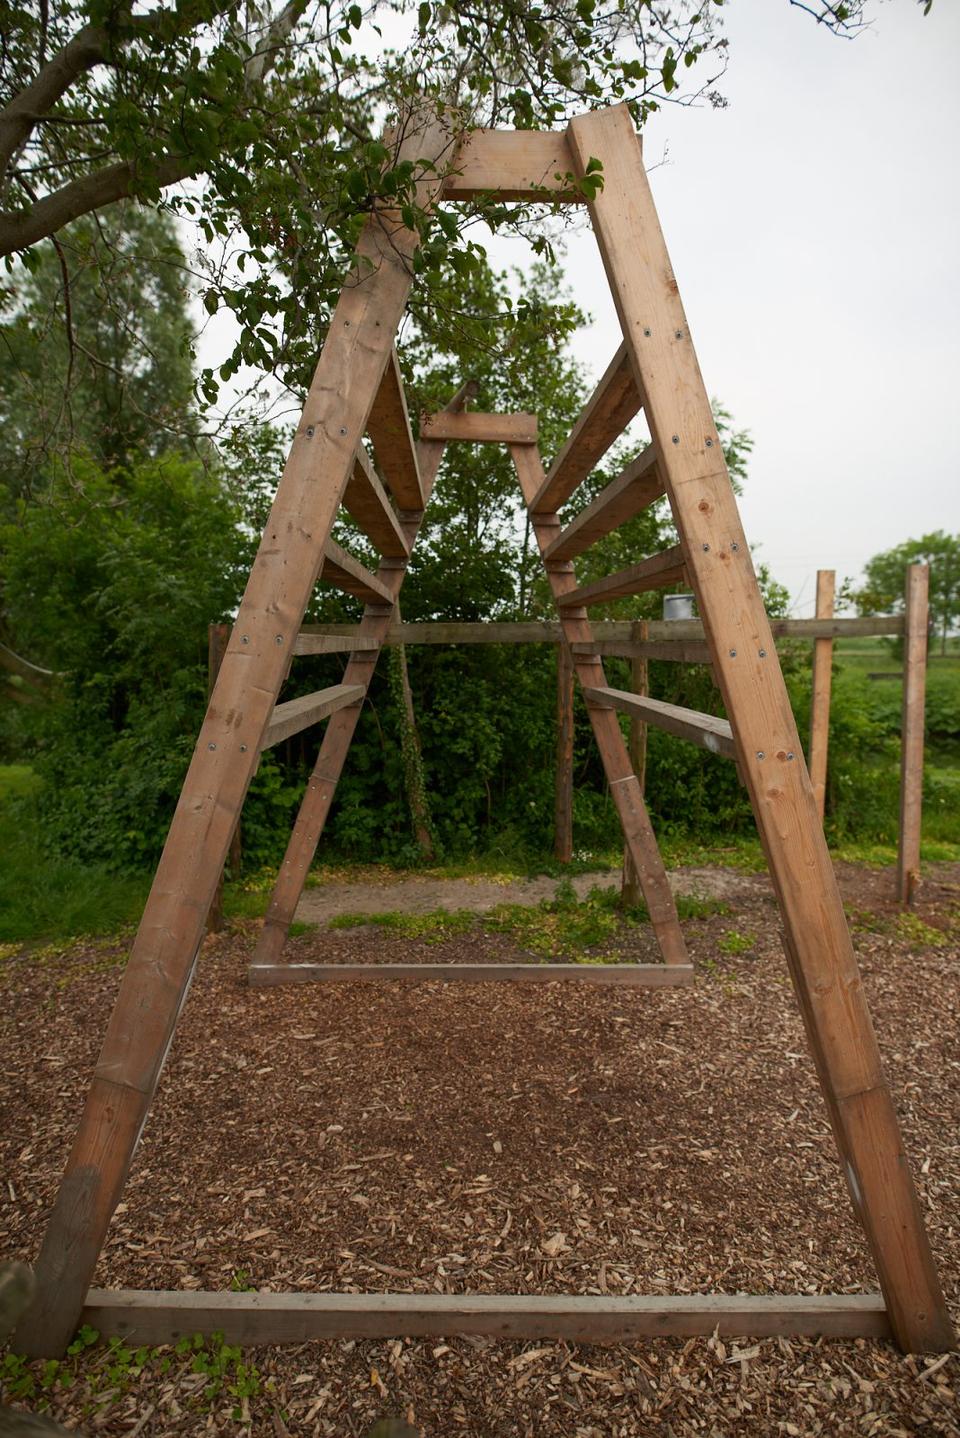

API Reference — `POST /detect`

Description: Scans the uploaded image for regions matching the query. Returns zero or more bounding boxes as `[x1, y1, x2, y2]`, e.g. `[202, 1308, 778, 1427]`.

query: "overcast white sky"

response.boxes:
[485, 0, 960, 614]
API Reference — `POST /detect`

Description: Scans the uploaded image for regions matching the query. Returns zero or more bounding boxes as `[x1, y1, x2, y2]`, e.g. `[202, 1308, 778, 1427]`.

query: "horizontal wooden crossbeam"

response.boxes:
[261, 684, 365, 750]
[293, 634, 381, 657]
[249, 962, 693, 987]
[543, 447, 664, 565]
[573, 639, 714, 665]
[419, 412, 538, 444]
[367, 348, 423, 509]
[582, 686, 736, 759]
[442, 129, 582, 201]
[531, 343, 643, 514]
[321, 540, 394, 605]
[81, 1289, 890, 1346]
[342, 447, 411, 558]
[558, 546, 686, 609]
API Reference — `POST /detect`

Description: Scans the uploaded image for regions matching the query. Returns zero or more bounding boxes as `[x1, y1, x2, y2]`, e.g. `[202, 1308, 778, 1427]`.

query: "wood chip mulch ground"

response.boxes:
[1, 861, 958, 1436]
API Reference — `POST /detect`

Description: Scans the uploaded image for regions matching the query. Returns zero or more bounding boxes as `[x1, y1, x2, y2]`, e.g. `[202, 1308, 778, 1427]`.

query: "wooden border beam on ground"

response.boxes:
[82, 1289, 890, 1346]
[557, 546, 686, 608]
[583, 686, 736, 759]
[249, 962, 693, 987]
[367, 347, 423, 509]
[420, 412, 537, 444]
[531, 343, 643, 514]
[261, 684, 365, 751]
[543, 447, 664, 564]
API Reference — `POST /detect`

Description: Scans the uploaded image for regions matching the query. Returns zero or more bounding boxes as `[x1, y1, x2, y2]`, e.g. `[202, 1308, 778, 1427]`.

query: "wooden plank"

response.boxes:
[320, 539, 394, 605]
[568, 102, 952, 1354]
[420, 412, 538, 444]
[512, 442, 687, 968]
[531, 344, 643, 514]
[584, 686, 736, 760]
[543, 447, 663, 563]
[249, 381, 476, 975]
[443, 128, 582, 202]
[557, 546, 686, 609]
[572, 639, 713, 665]
[293, 634, 380, 656]
[622, 620, 648, 907]
[367, 347, 423, 509]
[82, 1289, 890, 1346]
[897, 564, 929, 905]
[554, 643, 574, 863]
[12, 108, 458, 1362]
[250, 962, 693, 987]
[293, 615, 904, 648]
[205, 624, 232, 935]
[808, 569, 835, 823]
[342, 447, 410, 558]
[261, 684, 365, 751]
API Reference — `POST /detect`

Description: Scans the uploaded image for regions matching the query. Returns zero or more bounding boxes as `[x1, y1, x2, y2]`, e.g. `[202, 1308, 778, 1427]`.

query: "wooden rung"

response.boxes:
[342, 447, 410, 558]
[443, 129, 582, 202]
[419, 412, 537, 444]
[531, 343, 642, 514]
[582, 686, 736, 760]
[557, 545, 686, 609]
[367, 348, 423, 509]
[249, 962, 694, 987]
[261, 684, 365, 750]
[543, 446, 663, 564]
[572, 639, 713, 665]
[293, 634, 380, 657]
[82, 1289, 890, 1346]
[321, 539, 394, 605]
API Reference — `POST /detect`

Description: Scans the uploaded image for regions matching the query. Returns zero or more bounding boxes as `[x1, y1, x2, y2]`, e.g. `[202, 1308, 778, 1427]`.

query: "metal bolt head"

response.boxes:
[240, 744, 248, 753]
[758, 648, 767, 658]
[275, 635, 284, 645]
[705, 438, 714, 448]
[674, 329, 683, 339]
[241, 634, 249, 643]
[643, 327, 651, 337]
[208, 742, 217, 751]
[306, 425, 315, 438]
[672, 435, 680, 445]
[339, 427, 347, 436]
[786, 752, 795, 761]
[729, 648, 737, 658]
[730, 542, 739, 552]
[702, 543, 710, 552]
[756, 750, 766, 760]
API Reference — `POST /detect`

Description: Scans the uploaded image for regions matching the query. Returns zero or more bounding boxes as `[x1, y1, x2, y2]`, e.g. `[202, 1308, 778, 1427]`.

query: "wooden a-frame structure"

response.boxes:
[14, 103, 953, 1357]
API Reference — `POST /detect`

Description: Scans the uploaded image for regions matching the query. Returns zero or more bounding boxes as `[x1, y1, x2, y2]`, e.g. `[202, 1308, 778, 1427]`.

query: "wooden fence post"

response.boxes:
[897, 564, 929, 905]
[554, 640, 574, 863]
[622, 619, 648, 906]
[808, 570, 835, 824]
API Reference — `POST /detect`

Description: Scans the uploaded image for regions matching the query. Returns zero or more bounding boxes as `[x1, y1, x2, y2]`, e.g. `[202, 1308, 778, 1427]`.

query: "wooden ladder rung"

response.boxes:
[420, 412, 538, 444]
[293, 633, 381, 656]
[343, 448, 410, 558]
[557, 545, 686, 609]
[367, 347, 423, 509]
[543, 446, 663, 564]
[261, 684, 365, 750]
[581, 686, 736, 759]
[531, 343, 642, 514]
[321, 540, 394, 605]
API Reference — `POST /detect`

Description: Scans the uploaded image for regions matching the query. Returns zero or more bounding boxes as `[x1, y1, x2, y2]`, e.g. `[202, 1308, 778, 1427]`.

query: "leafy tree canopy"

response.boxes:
[848, 531, 960, 655]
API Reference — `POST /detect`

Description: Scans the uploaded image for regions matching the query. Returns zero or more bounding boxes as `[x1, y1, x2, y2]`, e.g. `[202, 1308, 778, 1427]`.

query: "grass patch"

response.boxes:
[327, 908, 476, 944]
[717, 928, 756, 956]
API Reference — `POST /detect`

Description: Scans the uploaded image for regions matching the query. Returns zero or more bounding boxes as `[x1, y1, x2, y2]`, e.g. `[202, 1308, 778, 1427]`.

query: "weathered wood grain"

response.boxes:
[557, 546, 686, 609]
[261, 684, 365, 751]
[443, 128, 581, 201]
[543, 447, 663, 564]
[367, 348, 422, 509]
[343, 447, 411, 558]
[420, 412, 537, 444]
[320, 539, 394, 604]
[583, 686, 736, 760]
[249, 962, 693, 987]
[531, 344, 642, 514]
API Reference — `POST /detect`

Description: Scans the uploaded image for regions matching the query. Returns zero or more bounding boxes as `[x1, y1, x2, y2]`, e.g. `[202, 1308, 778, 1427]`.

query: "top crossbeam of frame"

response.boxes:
[441, 130, 585, 202]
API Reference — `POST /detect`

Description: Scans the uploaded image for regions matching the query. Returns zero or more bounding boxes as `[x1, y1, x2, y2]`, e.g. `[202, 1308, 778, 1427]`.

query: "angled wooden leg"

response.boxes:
[555, 640, 575, 864]
[13, 113, 456, 1359]
[251, 388, 473, 975]
[567, 103, 952, 1352]
[512, 444, 687, 967]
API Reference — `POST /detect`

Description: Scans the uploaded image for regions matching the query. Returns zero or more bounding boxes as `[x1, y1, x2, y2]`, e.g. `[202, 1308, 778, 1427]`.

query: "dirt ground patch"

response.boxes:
[1, 861, 959, 1436]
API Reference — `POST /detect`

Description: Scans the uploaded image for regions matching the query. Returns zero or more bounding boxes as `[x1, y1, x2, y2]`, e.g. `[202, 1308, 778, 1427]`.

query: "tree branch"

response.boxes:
[0, 23, 110, 183]
[0, 151, 197, 258]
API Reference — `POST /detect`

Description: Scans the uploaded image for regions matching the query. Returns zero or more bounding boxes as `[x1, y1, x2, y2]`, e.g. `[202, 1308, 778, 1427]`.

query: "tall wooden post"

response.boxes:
[566, 103, 952, 1353]
[554, 641, 574, 863]
[897, 564, 929, 906]
[808, 570, 835, 824]
[14, 110, 456, 1359]
[622, 619, 648, 906]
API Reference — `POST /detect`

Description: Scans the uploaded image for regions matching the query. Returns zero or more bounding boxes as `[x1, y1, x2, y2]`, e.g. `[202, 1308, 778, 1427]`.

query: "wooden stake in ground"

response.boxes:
[565, 102, 952, 1353]
[13, 108, 457, 1359]
[554, 641, 574, 863]
[808, 570, 835, 824]
[898, 563, 929, 906]
[390, 600, 436, 862]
